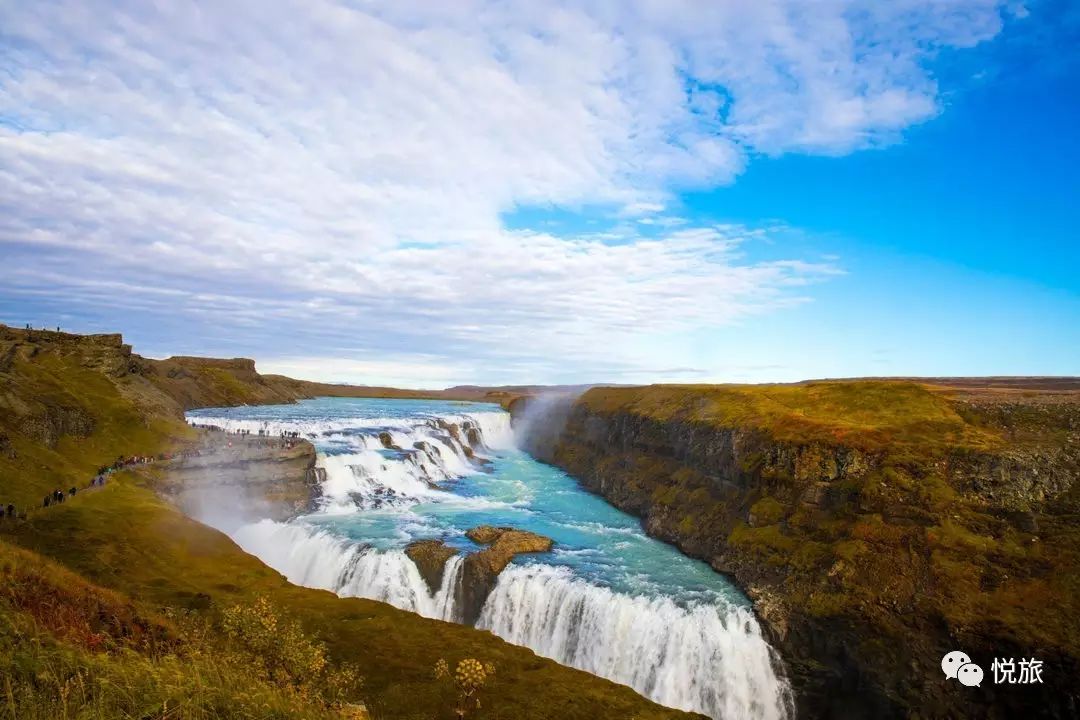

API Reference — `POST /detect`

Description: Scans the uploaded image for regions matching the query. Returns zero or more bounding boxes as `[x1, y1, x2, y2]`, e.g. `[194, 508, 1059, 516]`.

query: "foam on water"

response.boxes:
[479, 564, 791, 720]
[193, 402, 512, 511]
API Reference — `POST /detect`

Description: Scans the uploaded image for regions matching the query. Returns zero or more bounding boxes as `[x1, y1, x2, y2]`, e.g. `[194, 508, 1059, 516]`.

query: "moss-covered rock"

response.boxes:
[460, 526, 553, 624]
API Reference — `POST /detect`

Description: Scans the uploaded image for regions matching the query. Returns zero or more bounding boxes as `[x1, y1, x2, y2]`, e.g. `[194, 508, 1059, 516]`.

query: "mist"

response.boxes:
[512, 391, 585, 463]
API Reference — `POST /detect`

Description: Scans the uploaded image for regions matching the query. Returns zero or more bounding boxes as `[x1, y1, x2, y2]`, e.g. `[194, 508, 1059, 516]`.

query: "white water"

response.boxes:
[479, 564, 788, 720]
[189, 398, 791, 719]
[191, 409, 514, 512]
[233, 519, 463, 622]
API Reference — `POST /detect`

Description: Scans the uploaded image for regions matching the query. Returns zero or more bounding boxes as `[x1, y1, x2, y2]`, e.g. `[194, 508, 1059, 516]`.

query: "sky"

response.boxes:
[1, 0, 1077, 387]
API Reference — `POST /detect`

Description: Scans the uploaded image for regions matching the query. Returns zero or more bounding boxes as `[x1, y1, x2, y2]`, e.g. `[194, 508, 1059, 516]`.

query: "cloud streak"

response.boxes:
[0, 0, 1016, 384]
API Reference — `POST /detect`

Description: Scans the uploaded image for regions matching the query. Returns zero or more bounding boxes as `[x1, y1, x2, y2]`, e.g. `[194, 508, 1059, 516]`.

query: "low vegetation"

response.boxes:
[0, 542, 363, 720]
[578, 381, 1008, 455]
[432, 658, 496, 719]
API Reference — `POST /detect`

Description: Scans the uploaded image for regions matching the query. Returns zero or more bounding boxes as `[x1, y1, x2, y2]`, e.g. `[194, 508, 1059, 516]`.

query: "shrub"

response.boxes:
[220, 596, 363, 705]
[434, 657, 496, 718]
[748, 496, 785, 526]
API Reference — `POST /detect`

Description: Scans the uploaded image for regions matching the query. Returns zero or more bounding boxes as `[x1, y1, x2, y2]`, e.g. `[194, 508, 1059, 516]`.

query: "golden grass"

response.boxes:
[579, 380, 1003, 454]
[0, 540, 363, 720]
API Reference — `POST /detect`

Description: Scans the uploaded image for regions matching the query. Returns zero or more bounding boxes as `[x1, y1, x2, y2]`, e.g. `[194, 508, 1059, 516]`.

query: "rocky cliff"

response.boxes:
[153, 434, 325, 524]
[512, 383, 1080, 720]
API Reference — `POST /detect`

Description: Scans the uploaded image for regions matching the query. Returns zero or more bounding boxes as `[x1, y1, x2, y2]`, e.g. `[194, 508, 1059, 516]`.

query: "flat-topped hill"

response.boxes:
[576, 381, 1007, 453]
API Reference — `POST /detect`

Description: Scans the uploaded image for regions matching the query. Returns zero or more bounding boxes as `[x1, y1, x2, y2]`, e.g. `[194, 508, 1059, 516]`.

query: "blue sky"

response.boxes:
[1, 0, 1077, 386]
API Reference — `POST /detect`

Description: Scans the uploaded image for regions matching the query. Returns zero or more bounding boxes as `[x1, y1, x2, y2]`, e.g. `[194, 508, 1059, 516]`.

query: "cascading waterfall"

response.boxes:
[233, 519, 463, 622]
[478, 564, 791, 720]
[191, 399, 791, 720]
[190, 409, 514, 511]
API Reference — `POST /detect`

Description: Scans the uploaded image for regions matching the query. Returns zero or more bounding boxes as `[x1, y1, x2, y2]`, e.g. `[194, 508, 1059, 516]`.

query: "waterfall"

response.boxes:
[199, 401, 791, 720]
[478, 564, 792, 720]
[191, 409, 514, 511]
[232, 519, 462, 622]
[232, 519, 790, 720]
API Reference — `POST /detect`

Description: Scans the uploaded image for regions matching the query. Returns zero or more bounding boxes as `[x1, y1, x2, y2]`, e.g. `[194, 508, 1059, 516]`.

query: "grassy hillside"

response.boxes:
[0, 325, 692, 720]
[144, 355, 517, 411]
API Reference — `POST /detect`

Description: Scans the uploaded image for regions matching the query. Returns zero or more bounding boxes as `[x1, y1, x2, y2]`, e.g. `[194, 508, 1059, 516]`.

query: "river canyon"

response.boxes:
[186, 398, 793, 720]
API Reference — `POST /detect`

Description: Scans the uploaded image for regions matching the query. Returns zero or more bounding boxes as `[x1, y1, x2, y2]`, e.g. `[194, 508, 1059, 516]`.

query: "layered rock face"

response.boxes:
[512, 384, 1080, 720]
[407, 526, 554, 624]
[154, 436, 324, 525]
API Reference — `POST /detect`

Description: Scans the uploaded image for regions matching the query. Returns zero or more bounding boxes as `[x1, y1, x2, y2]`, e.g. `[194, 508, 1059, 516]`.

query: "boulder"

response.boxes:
[377, 431, 401, 450]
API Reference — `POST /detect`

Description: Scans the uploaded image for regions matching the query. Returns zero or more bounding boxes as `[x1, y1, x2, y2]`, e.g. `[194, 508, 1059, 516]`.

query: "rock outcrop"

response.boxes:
[405, 539, 459, 591]
[459, 526, 553, 623]
[406, 526, 554, 624]
[512, 383, 1080, 720]
[154, 435, 324, 524]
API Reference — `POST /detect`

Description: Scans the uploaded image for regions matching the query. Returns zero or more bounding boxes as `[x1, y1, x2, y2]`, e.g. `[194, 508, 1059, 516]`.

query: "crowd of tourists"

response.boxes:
[3, 425, 308, 523]
[1, 454, 154, 522]
[186, 422, 303, 449]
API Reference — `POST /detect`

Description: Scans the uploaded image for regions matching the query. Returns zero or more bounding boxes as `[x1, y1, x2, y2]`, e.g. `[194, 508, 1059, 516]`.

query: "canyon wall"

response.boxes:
[153, 435, 325, 526]
[512, 384, 1080, 719]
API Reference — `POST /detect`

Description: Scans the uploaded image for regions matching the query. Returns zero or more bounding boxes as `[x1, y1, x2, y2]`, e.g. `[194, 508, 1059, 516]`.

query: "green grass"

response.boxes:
[0, 353, 192, 509]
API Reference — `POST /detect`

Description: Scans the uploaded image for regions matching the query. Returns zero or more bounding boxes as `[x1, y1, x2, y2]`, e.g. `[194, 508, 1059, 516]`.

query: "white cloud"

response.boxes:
[0, 0, 1015, 384]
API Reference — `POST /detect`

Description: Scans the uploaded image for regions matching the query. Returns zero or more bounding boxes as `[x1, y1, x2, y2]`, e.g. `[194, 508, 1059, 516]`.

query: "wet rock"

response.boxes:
[413, 440, 441, 457]
[436, 419, 461, 442]
[459, 526, 554, 624]
[402, 526, 554, 624]
[378, 431, 401, 450]
[405, 539, 458, 593]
